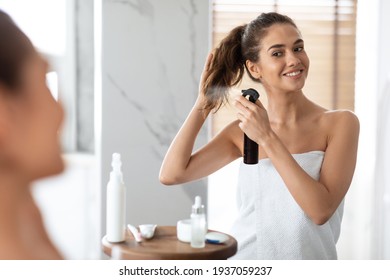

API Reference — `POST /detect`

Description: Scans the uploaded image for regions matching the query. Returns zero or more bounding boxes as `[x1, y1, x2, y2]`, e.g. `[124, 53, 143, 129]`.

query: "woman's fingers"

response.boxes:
[205, 52, 213, 71]
[233, 98, 248, 113]
[234, 95, 261, 115]
[201, 52, 213, 80]
[234, 93, 271, 144]
[234, 94, 268, 127]
[199, 52, 214, 95]
[236, 111, 245, 122]
[255, 99, 266, 110]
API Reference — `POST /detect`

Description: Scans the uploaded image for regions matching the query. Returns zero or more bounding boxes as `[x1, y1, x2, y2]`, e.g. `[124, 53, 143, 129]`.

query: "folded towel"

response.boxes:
[229, 151, 344, 260]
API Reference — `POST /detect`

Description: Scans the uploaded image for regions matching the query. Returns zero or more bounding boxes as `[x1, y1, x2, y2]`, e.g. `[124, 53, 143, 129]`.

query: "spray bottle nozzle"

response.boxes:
[112, 153, 122, 172]
[192, 196, 204, 214]
[195, 196, 201, 207]
[241, 88, 259, 103]
[111, 153, 123, 182]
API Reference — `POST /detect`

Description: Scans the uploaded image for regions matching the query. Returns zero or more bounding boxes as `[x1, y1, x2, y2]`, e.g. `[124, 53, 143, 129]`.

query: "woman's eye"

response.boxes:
[272, 51, 283, 57]
[294, 46, 304, 52]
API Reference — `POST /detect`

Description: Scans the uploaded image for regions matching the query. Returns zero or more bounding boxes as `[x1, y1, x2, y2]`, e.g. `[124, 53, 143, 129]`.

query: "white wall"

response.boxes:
[96, 0, 210, 246]
[336, 0, 390, 260]
[373, 0, 390, 259]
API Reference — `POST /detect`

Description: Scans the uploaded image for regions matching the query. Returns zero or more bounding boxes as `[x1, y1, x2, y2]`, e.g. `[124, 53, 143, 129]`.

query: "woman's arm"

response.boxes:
[263, 112, 358, 225]
[159, 111, 241, 185]
[235, 96, 359, 225]
[159, 54, 241, 185]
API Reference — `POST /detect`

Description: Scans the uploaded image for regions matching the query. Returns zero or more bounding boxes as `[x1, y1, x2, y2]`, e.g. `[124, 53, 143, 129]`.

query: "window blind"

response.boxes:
[211, 0, 357, 135]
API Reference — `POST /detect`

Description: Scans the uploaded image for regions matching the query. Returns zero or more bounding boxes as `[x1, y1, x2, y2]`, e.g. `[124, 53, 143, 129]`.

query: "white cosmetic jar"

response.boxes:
[176, 219, 192, 243]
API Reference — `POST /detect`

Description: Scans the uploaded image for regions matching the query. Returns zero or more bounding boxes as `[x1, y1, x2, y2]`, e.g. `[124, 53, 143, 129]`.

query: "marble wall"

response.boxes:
[99, 0, 210, 233]
[76, 0, 95, 152]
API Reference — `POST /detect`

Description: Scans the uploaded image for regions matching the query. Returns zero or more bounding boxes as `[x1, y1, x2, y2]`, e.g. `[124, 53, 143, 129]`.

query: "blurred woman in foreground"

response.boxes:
[0, 10, 64, 259]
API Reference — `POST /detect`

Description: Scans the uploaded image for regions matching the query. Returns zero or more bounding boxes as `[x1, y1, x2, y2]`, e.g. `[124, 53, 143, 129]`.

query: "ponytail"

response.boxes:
[202, 24, 247, 112]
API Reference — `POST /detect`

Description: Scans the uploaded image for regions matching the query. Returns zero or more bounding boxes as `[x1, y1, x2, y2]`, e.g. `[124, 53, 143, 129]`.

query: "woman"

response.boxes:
[0, 10, 64, 259]
[160, 12, 359, 259]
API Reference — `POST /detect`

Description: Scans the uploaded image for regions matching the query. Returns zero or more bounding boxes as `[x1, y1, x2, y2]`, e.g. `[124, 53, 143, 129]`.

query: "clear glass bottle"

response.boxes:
[191, 196, 206, 248]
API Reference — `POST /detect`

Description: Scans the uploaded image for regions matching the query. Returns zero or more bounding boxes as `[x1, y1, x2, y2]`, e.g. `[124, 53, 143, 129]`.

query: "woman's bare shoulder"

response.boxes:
[319, 109, 360, 145]
[321, 109, 359, 128]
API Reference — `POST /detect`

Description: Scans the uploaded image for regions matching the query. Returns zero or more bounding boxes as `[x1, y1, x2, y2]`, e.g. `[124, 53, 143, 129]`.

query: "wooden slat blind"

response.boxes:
[211, 0, 357, 135]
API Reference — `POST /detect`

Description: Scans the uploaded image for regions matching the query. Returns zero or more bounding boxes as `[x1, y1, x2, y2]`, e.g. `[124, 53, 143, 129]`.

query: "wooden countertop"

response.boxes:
[102, 226, 237, 260]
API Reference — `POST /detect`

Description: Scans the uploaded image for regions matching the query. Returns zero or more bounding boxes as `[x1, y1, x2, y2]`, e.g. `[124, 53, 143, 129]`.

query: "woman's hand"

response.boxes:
[197, 52, 214, 106]
[234, 95, 272, 146]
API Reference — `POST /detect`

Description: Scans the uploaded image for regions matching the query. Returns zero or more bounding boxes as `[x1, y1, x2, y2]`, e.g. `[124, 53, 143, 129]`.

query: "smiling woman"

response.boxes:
[0, 10, 64, 259]
[160, 12, 359, 260]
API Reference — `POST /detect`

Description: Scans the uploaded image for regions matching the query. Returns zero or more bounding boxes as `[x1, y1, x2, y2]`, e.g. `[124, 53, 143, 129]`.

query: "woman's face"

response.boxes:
[3, 52, 64, 181]
[248, 23, 310, 94]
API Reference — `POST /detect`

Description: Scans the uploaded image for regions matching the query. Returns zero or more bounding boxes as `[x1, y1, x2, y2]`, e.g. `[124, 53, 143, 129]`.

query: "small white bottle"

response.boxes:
[106, 153, 126, 243]
[191, 196, 206, 248]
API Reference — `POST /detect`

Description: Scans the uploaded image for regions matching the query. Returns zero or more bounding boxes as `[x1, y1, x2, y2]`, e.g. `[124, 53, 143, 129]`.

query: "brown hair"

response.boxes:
[202, 12, 297, 112]
[0, 10, 34, 90]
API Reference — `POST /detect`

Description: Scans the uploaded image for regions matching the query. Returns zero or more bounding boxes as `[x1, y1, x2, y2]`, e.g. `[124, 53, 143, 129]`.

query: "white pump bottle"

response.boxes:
[106, 153, 126, 243]
[191, 196, 206, 248]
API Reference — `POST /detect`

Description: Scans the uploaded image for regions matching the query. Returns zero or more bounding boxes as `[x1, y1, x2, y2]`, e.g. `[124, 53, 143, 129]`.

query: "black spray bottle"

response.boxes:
[241, 88, 260, 164]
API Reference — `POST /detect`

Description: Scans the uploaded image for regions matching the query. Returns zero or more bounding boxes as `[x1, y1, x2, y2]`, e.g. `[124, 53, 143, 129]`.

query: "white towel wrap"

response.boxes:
[229, 151, 344, 260]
